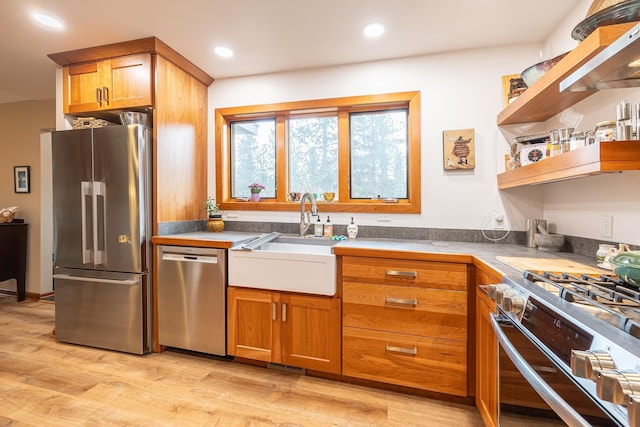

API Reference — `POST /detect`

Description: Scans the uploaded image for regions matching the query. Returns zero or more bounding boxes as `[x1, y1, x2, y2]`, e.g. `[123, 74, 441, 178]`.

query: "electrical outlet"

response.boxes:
[377, 214, 391, 222]
[602, 215, 613, 238]
[226, 212, 239, 219]
[493, 213, 505, 229]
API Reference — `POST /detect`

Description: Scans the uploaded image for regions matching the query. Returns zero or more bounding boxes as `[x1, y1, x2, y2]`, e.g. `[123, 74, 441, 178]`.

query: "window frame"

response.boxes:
[215, 91, 421, 213]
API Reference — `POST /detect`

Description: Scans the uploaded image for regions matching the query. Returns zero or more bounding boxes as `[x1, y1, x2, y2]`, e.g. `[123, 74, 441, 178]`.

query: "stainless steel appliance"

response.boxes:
[52, 125, 151, 355]
[489, 270, 640, 426]
[157, 245, 227, 356]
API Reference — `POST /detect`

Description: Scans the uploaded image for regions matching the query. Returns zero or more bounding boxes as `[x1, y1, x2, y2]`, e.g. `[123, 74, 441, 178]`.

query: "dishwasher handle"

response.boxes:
[161, 253, 219, 264]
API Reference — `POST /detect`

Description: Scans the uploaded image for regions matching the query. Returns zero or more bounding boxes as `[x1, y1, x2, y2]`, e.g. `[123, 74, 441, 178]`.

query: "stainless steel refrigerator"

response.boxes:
[52, 124, 152, 355]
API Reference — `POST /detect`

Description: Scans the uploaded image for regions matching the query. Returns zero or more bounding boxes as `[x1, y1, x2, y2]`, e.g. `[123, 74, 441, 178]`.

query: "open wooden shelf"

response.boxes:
[497, 141, 640, 189]
[497, 23, 635, 126]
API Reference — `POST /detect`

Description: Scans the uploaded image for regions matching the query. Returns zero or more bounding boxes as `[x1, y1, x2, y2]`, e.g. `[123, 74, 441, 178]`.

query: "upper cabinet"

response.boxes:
[497, 23, 640, 189]
[63, 53, 152, 114]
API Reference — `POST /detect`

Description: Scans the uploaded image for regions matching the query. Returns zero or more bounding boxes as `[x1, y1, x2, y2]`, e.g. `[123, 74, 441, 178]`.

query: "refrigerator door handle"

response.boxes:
[93, 181, 107, 265]
[81, 181, 93, 264]
[53, 274, 138, 286]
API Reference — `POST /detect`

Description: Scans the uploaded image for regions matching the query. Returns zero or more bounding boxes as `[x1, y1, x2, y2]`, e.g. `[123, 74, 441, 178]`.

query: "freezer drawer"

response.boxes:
[54, 271, 147, 354]
[157, 246, 227, 356]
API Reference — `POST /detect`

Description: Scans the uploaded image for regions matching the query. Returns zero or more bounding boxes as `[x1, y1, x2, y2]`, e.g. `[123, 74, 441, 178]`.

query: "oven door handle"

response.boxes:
[490, 314, 592, 427]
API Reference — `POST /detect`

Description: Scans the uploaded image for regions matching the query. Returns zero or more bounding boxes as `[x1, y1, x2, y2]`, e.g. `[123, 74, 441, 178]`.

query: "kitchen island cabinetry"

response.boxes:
[61, 53, 152, 114]
[475, 264, 501, 427]
[227, 287, 341, 374]
[341, 255, 469, 396]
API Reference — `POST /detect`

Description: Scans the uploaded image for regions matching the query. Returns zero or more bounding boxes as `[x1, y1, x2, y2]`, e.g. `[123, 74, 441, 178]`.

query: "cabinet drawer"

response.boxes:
[343, 281, 467, 341]
[343, 327, 467, 396]
[342, 256, 467, 290]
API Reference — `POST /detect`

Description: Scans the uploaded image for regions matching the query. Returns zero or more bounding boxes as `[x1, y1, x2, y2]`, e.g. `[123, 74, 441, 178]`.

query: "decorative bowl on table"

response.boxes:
[609, 251, 640, 285]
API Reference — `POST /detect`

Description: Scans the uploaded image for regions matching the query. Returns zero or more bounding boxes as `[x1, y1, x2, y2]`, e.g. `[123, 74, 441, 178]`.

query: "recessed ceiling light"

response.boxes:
[214, 46, 234, 58]
[363, 23, 385, 38]
[33, 13, 64, 29]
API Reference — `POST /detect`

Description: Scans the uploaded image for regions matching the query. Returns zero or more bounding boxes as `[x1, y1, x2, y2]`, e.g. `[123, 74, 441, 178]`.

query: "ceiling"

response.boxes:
[2, 0, 582, 105]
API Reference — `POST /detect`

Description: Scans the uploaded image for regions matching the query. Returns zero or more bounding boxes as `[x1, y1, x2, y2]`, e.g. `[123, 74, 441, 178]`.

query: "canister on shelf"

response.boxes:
[570, 131, 586, 150]
[616, 101, 632, 140]
[595, 121, 616, 143]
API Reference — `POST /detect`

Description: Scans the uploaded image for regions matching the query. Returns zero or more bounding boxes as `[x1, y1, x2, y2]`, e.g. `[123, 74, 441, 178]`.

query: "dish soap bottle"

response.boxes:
[314, 216, 323, 237]
[323, 216, 333, 238]
[347, 217, 358, 239]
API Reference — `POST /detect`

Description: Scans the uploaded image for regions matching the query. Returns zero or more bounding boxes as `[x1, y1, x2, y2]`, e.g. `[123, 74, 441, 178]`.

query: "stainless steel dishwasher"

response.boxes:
[157, 245, 226, 355]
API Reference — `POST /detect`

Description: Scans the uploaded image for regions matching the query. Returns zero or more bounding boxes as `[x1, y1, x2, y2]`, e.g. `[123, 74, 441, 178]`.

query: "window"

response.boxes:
[230, 120, 276, 198]
[350, 110, 408, 199]
[215, 91, 420, 213]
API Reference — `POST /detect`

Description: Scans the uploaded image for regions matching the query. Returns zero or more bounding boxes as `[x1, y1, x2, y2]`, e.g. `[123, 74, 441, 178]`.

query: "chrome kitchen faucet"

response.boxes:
[299, 192, 318, 237]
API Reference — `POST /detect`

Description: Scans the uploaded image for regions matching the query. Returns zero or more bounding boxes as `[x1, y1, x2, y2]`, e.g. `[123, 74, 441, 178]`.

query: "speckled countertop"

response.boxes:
[152, 232, 606, 280]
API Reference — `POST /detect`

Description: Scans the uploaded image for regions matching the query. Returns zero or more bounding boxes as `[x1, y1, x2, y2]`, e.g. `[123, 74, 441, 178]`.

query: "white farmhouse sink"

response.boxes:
[228, 235, 337, 296]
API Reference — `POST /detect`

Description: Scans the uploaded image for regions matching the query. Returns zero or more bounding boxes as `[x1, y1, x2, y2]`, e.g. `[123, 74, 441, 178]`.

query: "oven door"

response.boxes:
[490, 313, 619, 426]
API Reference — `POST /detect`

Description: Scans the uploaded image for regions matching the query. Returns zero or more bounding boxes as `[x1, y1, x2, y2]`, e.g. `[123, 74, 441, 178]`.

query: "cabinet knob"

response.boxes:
[571, 350, 615, 380]
[596, 369, 640, 404]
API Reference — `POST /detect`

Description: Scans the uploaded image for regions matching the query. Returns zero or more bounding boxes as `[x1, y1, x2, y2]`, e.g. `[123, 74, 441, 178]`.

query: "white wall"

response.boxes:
[208, 43, 545, 233]
[208, 0, 639, 246]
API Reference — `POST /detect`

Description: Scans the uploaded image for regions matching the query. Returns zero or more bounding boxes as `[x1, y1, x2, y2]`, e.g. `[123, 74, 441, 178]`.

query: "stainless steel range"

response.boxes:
[490, 270, 640, 426]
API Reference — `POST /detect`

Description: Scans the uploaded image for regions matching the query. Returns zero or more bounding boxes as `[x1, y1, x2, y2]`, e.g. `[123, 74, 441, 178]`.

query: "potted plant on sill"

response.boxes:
[205, 197, 224, 232]
[248, 182, 265, 202]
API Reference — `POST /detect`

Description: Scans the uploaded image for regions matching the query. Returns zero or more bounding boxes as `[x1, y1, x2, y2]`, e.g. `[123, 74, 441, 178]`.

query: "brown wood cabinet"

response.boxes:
[49, 37, 214, 232]
[475, 266, 501, 427]
[227, 287, 341, 374]
[341, 255, 469, 396]
[62, 53, 152, 114]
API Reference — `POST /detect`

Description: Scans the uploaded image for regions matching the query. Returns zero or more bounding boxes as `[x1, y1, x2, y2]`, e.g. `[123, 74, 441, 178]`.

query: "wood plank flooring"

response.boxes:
[0, 296, 485, 426]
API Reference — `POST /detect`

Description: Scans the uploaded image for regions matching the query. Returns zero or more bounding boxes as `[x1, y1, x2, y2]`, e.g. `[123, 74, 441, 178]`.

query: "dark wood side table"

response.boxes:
[0, 221, 28, 301]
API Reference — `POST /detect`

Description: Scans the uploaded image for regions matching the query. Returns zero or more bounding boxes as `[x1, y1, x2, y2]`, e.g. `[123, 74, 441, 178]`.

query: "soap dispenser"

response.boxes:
[347, 217, 358, 239]
[314, 216, 323, 237]
[323, 216, 333, 238]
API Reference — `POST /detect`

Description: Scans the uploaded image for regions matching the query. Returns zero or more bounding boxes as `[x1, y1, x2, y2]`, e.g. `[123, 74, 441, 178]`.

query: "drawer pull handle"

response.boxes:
[272, 302, 277, 321]
[386, 270, 417, 278]
[385, 344, 417, 355]
[385, 297, 417, 306]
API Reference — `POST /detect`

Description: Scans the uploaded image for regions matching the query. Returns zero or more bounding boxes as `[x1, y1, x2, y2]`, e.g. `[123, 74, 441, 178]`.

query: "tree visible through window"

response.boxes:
[231, 120, 276, 198]
[215, 91, 420, 213]
[350, 110, 408, 199]
[289, 116, 338, 197]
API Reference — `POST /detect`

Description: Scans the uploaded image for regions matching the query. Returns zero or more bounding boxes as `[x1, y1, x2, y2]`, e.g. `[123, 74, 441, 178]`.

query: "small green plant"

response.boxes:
[205, 197, 219, 217]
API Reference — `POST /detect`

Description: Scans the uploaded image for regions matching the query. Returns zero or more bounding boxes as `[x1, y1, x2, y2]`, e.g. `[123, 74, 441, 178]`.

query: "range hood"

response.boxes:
[561, 22, 640, 92]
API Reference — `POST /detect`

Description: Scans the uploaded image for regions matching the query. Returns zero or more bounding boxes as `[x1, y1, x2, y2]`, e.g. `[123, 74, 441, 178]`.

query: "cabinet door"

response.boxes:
[281, 294, 341, 374]
[227, 287, 280, 363]
[476, 289, 498, 427]
[103, 54, 152, 110]
[63, 53, 152, 114]
[64, 62, 103, 113]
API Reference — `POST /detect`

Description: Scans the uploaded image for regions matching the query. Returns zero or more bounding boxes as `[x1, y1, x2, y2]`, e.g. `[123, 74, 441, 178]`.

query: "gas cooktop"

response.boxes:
[525, 271, 640, 339]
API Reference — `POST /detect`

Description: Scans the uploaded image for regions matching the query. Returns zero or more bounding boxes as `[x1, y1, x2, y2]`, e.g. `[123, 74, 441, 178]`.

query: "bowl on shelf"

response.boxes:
[521, 52, 569, 87]
[608, 251, 640, 285]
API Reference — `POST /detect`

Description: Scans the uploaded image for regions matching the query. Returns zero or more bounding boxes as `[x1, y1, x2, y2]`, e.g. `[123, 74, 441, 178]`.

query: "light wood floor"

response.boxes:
[0, 295, 485, 426]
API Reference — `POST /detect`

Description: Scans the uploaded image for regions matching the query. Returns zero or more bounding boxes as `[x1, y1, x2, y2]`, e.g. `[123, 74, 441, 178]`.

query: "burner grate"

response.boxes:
[524, 270, 640, 338]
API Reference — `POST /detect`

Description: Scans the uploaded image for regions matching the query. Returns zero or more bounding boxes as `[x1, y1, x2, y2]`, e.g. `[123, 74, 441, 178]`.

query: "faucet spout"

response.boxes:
[299, 192, 318, 237]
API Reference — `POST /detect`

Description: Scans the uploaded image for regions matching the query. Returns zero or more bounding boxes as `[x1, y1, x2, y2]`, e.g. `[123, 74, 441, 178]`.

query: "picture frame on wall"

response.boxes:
[14, 166, 30, 193]
[443, 129, 475, 170]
